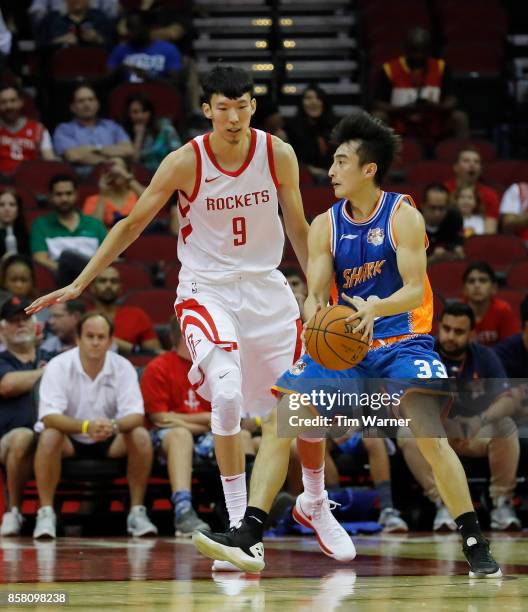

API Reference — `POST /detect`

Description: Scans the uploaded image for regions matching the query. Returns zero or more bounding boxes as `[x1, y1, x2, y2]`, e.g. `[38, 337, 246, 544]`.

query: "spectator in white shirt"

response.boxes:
[33, 312, 157, 539]
[500, 182, 528, 241]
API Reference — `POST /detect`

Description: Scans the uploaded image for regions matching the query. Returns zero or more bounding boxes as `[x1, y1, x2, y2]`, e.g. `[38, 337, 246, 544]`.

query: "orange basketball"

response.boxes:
[305, 305, 369, 370]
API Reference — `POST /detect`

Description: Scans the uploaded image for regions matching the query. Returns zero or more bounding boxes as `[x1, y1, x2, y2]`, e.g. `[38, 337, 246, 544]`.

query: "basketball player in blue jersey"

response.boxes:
[198, 111, 501, 578]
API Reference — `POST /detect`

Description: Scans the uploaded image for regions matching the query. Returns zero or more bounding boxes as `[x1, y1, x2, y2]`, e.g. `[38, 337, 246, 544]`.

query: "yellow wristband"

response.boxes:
[81, 420, 90, 434]
[255, 416, 262, 427]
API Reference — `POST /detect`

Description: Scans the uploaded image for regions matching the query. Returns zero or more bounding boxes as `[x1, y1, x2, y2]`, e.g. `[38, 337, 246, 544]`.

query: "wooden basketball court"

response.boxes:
[1, 533, 527, 610]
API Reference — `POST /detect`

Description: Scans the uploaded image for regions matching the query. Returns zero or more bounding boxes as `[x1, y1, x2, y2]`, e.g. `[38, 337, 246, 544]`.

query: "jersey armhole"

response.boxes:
[181, 139, 202, 203]
[388, 194, 428, 250]
[266, 132, 279, 189]
[328, 208, 336, 257]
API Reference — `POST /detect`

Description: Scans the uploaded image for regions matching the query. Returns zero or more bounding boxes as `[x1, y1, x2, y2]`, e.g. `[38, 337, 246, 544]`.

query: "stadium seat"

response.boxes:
[435, 139, 497, 163]
[34, 264, 56, 293]
[123, 289, 176, 325]
[407, 161, 453, 184]
[114, 262, 153, 290]
[123, 235, 178, 264]
[444, 43, 503, 76]
[16, 187, 38, 209]
[108, 83, 183, 124]
[51, 47, 110, 80]
[506, 261, 528, 291]
[464, 234, 527, 272]
[485, 160, 528, 188]
[164, 263, 181, 289]
[301, 186, 334, 218]
[299, 165, 315, 186]
[25, 208, 48, 227]
[427, 260, 469, 299]
[495, 288, 525, 316]
[76, 183, 99, 208]
[14, 160, 74, 199]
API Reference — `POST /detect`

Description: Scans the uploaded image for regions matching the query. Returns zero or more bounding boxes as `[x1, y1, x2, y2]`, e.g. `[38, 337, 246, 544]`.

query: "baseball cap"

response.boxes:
[0, 296, 32, 321]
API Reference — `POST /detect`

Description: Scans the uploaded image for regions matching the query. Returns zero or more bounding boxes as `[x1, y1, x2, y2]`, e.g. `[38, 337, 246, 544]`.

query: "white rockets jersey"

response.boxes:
[177, 128, 285, 282]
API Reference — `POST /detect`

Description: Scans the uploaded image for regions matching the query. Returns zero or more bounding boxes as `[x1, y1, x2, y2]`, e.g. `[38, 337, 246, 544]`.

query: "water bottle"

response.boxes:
[5, 226, 17, 254]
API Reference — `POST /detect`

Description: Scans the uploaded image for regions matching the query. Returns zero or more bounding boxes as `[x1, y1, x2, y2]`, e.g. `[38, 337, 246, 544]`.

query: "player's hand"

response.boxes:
[341, 294, 377, 344]
[25, 284, 82, 315]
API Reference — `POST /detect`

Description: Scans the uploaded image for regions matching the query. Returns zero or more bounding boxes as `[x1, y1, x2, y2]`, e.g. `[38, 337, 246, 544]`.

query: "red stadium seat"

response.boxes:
[427, 260, 470, 299]
[14, 161, 74, 198]
[16, 187, 38, 209]
[114, 262, 153, 290]
[124, 235, 178, 264]
[435, 139, 497, 163]
[506, 261, 528, 291]
[127, 353, 156, 368]
[77, 183, 99, 208]
[495, 289, 525, 317]
[407, 161, 453, 184]
[108, 83, 183, 124]
[432, 292, 445, 319]
[464, 235, 527, 272]
[123, 289, 176, 325]
[301, 186, 334, 219]
[165, 263, 181, 289]
[298, 165, 315, 186]
[34, 264, 56, 293]
[444, 43, 502, 76]
[51, 47, 109, 80]
[25, 208, 48, 227]
[485, 161, 528, 188]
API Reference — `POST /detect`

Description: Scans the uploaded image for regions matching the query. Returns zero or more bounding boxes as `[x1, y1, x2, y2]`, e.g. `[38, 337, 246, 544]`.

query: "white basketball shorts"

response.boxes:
[175, 269, 302, 418]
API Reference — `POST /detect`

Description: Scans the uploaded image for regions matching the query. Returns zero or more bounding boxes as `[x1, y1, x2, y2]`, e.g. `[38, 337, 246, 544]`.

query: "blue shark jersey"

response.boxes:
[329, 191, 433, 339]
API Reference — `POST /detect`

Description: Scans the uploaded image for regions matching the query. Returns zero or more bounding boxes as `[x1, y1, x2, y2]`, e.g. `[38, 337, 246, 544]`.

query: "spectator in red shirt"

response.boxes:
[141, 315, 211, 536]
[444, 147, 500, 220]
[90, 266, 161, 355]
[0, 85, 55, 175]
[463, 262, 520, 346]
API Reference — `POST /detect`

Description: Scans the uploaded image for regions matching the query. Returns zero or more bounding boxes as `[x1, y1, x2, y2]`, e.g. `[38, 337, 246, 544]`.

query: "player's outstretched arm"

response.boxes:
[26, 145, 196, 314]
[303, 212, 334, 322]
[273, 137, 310, 275]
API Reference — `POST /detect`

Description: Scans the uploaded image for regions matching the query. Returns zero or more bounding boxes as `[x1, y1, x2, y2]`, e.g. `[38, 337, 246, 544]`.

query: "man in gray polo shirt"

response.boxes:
[53, 85, 133, 176]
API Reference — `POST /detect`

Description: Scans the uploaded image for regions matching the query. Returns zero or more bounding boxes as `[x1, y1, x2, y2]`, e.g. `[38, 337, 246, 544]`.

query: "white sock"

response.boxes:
[220, 473, 247, 527]
[302, 464, 325, 501]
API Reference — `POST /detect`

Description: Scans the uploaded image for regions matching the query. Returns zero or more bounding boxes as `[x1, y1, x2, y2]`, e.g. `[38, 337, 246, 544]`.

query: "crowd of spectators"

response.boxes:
[0, 5, 526, 536]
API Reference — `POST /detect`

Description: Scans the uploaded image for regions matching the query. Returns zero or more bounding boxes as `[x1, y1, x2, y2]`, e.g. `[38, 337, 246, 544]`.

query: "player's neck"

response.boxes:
[208, 129, 252, 170]
[345, 184, 382, 220]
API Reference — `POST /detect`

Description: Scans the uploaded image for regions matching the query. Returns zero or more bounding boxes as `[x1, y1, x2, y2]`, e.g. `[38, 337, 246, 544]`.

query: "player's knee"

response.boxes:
[211, 387, 243, 436]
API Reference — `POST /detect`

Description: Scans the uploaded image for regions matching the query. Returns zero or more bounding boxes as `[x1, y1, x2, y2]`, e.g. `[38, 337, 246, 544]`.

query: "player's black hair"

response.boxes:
[463, 261, 496, 284]
[49, 173, 77, 192]
[520, 294, 528, 325]
[77, 312, 114, 338]
[201, 65, 254, 104]
[440, 302, 476, 330]
[331, 111, 400, 185]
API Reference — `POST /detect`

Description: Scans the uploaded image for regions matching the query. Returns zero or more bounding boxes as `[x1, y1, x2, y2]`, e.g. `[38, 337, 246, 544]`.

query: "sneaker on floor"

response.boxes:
[127, 506, 158, 537]
[433, 504, 457, 532]
[1, 507, 24, 536]
[490, 498, 521, 531]
[33, 507, 56, 540]
[192, 521, 265, 573]
[379, 507, 409, 533]
[212, 559, 245, 572]
[174, 507, 210, 537]
[292, 491, 356, 561]
[463, 535, 502, 578]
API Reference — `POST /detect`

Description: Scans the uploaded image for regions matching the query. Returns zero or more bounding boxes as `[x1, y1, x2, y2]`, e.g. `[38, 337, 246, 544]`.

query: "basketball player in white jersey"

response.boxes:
[26, 66, 355, 571]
